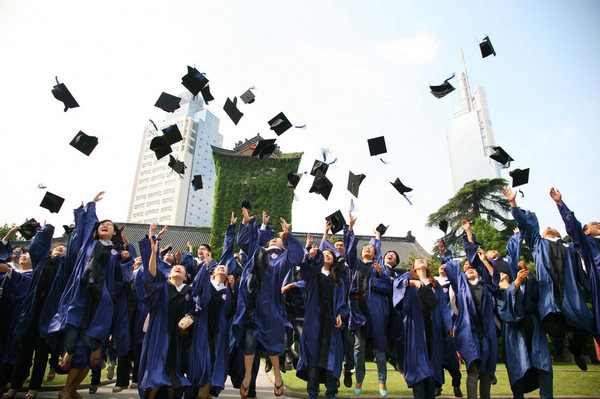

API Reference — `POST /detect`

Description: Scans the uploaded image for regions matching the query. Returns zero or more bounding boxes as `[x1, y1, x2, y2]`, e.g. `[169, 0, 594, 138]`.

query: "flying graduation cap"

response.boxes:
[162, 124, 183, 145]
[251, 139, 277, 159]
[240, 88, 256, 104]
[390, 178, 413, 205]
[40, 191, 65, 213]
[287, 172, 302, 188]
[168, 155, 186, 175]
[51, 76, 79, 112]
[367, 136, 387, 156]
[191, 175, 203, 191]
[181, 66, 209, 96]
[376, 223, 389, 236]
[309, 171, 333, 200]
[479, 36, 496, 58]
[19, 218, 41, 240]
[268, 112, 293, 136]
[509, 168, 529, 188]
[70, 131, 98, 156]
[200, 85, 214, 104]
[154, 92, 182, 113]
[347, 171, 366, 198]
[439, 220, 449, 235]
[223, 97, 243, 125]
[325, 210, 346, 234]
[241, 197, 251, 210]
[150, 136, 172, 160]
[489, 146, 514, 168]
[429, 74, 456, 99]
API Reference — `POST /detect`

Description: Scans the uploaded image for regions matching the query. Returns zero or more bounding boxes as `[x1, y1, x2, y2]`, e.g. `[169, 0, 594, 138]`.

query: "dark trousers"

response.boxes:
[284, 319, 303, 359]
[466, 361, 492, 399]
[542, 313, 590, 357]
[511, 369, 553, 399]
[307, 367, 338, 399]
[412, 376, 436, 399]
[131, 344, 141, 384]
[11, 329, 52, 390]
[91, 365, 101, 386]
[0, 363, 14, 392]
[116, 351, 133, 387]
[342, 328, 355, 371]
[446, 364, 461, 387]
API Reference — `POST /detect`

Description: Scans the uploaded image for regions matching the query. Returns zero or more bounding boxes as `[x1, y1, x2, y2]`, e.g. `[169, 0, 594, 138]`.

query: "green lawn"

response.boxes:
[23, 364, 112, 388]
[281, 363, 600, 397]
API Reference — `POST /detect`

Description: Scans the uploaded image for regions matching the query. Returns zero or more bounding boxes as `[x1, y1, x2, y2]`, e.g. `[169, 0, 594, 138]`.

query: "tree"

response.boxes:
[427, 178, 512, 254]
[0, 223, 23, 241]
[401, 252, 442, 277]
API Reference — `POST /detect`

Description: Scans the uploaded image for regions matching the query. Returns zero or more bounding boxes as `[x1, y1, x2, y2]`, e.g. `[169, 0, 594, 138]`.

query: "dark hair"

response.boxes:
[93, 220, 125, 250]
[411, 262, 438, 289]
[583, 224, 589, 233]
[384, 250, 400, 267]
[323, 249, 342, 286]
[200, 243, 212, 252]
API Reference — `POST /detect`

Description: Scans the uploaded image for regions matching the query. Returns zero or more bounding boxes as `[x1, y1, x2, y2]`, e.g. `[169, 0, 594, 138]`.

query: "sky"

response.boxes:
[0, 0, 599, 252]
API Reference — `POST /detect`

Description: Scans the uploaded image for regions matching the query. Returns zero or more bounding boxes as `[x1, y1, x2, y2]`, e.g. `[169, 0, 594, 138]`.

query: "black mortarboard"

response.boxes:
[223, 97, 243, 125]
[390, 178, 412, 194]
[168, 155, 185, 175]
[430, 74, 455, 99]
[287, 172, 302, 188]
[268, 112, 292, 136]
[154, 92, 181, 113]
[479, 36, 496, 58]
[310, 160, 329, 176]
[162, 124, 183, 145]
[309, 172, 333, 200]
[200, 85, 214, 104]
[160, 245, 173, 257]
[509, 168, 529, 188]
[191, 175, 203, 191]
[40, 191, 64, 213]
[51, 77, 79, 112]
[63, 224, 75, 235]
[367, 136, 387, 156]
[181, 66, 209, 96]
[69, 131, 98, 156]
[251, 139, 277, 159]
[376, 223, 388, 236]
[241, 197, 251, 210]
[325, 210, 346, 234]
[150, 136, 172, 160]
[489, 146, 513, 168]
[240, 89, 255, 104]
[439, 220, 449, 235]
[347, 171, 366, 198]
[19, 218, 40, 240]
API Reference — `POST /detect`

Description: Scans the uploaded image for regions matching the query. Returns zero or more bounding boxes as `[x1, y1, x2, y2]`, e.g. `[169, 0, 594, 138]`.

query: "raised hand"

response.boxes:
[309, 244, 318, 259]
[176, 250, 183, 265]
[3, 226, 19, 242]
[549, 187, 563, 205]
[279, 217, 291, 233]
[461, 219, 471, 232]
[93, 191, 105, 202]
[157, 225, 168, 239]
[122, 231, 130, 246]
[325, 220, 332, 234]
[262, 210, 270, 226]
[502, 186, 517, 206]
[241, 207, 251, 225]
[149, 222, 158, 237]
[306, 233, 313, 247]
[186, 241, 193, 253]
[230, 212, 237, 225]
[373, 261, 382, 276]
[477, 247, 486, 262]
[348, 212, 357, 231]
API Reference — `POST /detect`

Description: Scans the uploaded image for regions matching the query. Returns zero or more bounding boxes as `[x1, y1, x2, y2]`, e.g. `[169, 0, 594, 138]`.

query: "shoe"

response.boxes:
[453, 386, 464, 397]
[106, 362, 115, 379]
[59, 352, 72, 372]
[129, 383, 138, 389]
[264, 361, 272, 373]
[47, 369, 56, 381]
[25, 392, 38, 399]
[88, 385, 98, 394]
[353, 387, 362, 396]
[394, 363, 404, 374]
[2, 389, 17, 399]
[491, 375, 497, 385]
[112, 386, 125, 393]
[379, 388, 388, 397]
[434, 385, 442, 396]
[273, 380, 284, 397]
[343, 368, 352, 388]
[239, 381, 250, 399]
[574, 355, 588, 371]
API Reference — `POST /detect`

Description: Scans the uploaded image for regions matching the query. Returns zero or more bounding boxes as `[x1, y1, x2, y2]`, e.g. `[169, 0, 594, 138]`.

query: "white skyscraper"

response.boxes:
[127, 93, 223, 226]
[445, 50, 501, 193]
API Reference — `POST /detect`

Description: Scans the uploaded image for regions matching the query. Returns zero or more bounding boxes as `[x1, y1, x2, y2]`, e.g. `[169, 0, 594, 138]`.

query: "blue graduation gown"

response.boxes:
[496, 282, 552, 391]
[557, 202, 600, 334]
[393, 274, 452, 388]
[511, 207, 593, 331]
[137, 237, 192, 396]
[444, 260, 497, 377]
[232, 217, 305, 354]
[438, 249, 453, 264]
[296, 251, 347, 381]
[0, 269, 33, 364]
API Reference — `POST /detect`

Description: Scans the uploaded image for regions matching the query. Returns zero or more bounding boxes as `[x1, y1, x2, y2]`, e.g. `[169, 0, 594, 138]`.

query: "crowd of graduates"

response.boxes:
[0, 186, 599, 399]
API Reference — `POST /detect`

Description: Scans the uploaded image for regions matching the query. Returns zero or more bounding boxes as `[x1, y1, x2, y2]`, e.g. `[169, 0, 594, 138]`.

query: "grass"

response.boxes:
[280, 362, 600, 397]
[22, 364, 112, 389]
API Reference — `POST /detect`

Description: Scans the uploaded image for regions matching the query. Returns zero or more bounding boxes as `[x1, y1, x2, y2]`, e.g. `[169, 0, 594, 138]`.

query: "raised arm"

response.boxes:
[343, 213, 358, 271]
[237, 207, 259, 256]
[148, 237, 159, 280]
[503, 186, 541, 250]
[219, 213, 239, 275]
[551, 187, 595, 256]
[505, 228, 522, 280]
[370, 228, 383, 265]
[28, 224, 55, 268]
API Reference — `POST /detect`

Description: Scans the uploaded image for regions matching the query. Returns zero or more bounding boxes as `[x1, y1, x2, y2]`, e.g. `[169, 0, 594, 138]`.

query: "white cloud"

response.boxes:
[375, 30, 439, 66]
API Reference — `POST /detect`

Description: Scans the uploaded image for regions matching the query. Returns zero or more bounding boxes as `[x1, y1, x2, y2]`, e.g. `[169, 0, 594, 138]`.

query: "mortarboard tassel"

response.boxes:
[38, 183, 47, 189]
[149, 119, 158, 131]
[402, 194, 413, 205]
[379, 158, 390, 165]
[519, 190, 525, 198]
[349, 198, 355, 213]
[294, 124, 307, 129]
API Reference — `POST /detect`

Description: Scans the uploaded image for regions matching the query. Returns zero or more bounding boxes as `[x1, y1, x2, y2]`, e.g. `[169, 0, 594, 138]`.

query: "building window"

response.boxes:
[148, 191, 161, 198]
[159, 216, 170, 222]
[142, 161, 152, 168]
[135, 194, 146, 200]
[162, 197, 174, 203]
[133, 212, 143, 218]
[151, 174, 164, 181]
[141, 170, 150, 176]
[143, 154, 153, 160]
[152, 166, 166, 173]
[145, 209, 159, 215]
[139, 178, 149, 184]
[161, 206, 173, 213]
[138, 186, 147, 191]
[134, 203, 144, 209]
[147, 200, 160, 206]
[143, 218, 155, 223]
[164, 188, 175, 194]
[150, 182, 162, 189]
[165, 180, 176, 186]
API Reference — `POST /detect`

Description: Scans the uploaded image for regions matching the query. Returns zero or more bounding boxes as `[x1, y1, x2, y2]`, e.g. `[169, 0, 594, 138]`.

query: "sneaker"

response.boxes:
[112, 386, 125, 393]
[129, 383, 138, 389]
[574, 355, 588, 371]
[106, 363, 115, 380]
[453, 386, 463, 398]
[46, 369, 56, 381]
[88, 385, 98, 394]
[343, 369, 352, 388]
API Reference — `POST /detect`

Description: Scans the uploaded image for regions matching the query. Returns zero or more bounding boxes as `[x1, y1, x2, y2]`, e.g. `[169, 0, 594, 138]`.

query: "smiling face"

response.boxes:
[323, 249, 335, 266]
[542, 226, 561, 239]
[465, 267, 479, 281]
[384, 251, 398, 267]
[361, 244, 375, 261]
[584, 221, 600, 236]
[334, 241, 346, 256]
[96, 220, 116, 241]
[19, 252, 32, 270]
[164, 253, 175, 264]
[52, 245, 66, 257]
[213, 264, 229, 276]
[168, 265, 187, 282]
[413, 258, 427, 272]
[268, 237, 284, 250]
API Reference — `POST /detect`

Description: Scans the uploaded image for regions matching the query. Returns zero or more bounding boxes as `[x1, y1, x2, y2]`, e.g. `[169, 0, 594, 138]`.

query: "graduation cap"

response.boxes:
[19, 218, 40, 240]
[154, 92, 181, 113]
[241, 197, 251, 210]
[162, 124, 183, 145]
[223, 97, 243, 125]
[509, 168, 529, 188]
[367, 136, 387, 156]
[168, 155, 185, 175]
[325, 210, 346, 234]
[310, 160, 329, 176]
[69, 131, 98, 156]
[268, 112, 292, 136]
[309, 172, 333, 200]
[51, 77, 79, 112]
[376, 223, 389, 236]
[489, 146, 513, 168]
[191, 175, 203, 191]
[181, 66, 209, 96]
[200, 85, 214, 104]
[63, 224, 75, 235]
[390, 178, 413, 205]
[150, 136, 172, 160]
[40, 191, 64, 213]
[439, 220, 449, 235]
[160, 245, 173, 257]
[479, 36, 496, 58]
[251, 139, 277, 159]
[347, 171, 366, 198]
[430, 74, 455, 99]
[287, 172, 302, 188]
[240, 88, 255, 104]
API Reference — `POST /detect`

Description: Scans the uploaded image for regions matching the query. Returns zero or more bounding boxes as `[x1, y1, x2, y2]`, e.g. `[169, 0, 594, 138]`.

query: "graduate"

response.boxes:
[48, 192, 134, 399]
[393, 258, 454, 399]
[232, 208, 304, 398]
[438, 239, 453, 265]
[503, 186, 594, 370]
[295, 245, 347, 399]
[137, 222, 193, 399]
[344, 213, 393, 397]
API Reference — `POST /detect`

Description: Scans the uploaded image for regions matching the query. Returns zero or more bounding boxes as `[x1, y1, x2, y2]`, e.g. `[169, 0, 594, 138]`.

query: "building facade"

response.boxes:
[127, 93, 223, 227]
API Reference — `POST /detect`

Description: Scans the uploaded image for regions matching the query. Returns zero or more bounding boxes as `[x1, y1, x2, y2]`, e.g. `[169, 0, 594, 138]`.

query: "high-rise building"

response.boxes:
[445, 50, 501, 193]
[127, 93, 223, 226]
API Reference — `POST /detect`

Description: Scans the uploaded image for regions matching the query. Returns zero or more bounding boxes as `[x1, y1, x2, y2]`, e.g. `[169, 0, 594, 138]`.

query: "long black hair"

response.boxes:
[323, 249, 342, 286]
[93, 219, 125, 250]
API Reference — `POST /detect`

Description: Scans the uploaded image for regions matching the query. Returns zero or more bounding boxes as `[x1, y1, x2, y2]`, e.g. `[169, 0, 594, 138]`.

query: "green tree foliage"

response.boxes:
[209, 152, 302, 259]
[401, 252, 442, 277]
[427, 178, 513, 254]
[0, 223, 24, 241]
